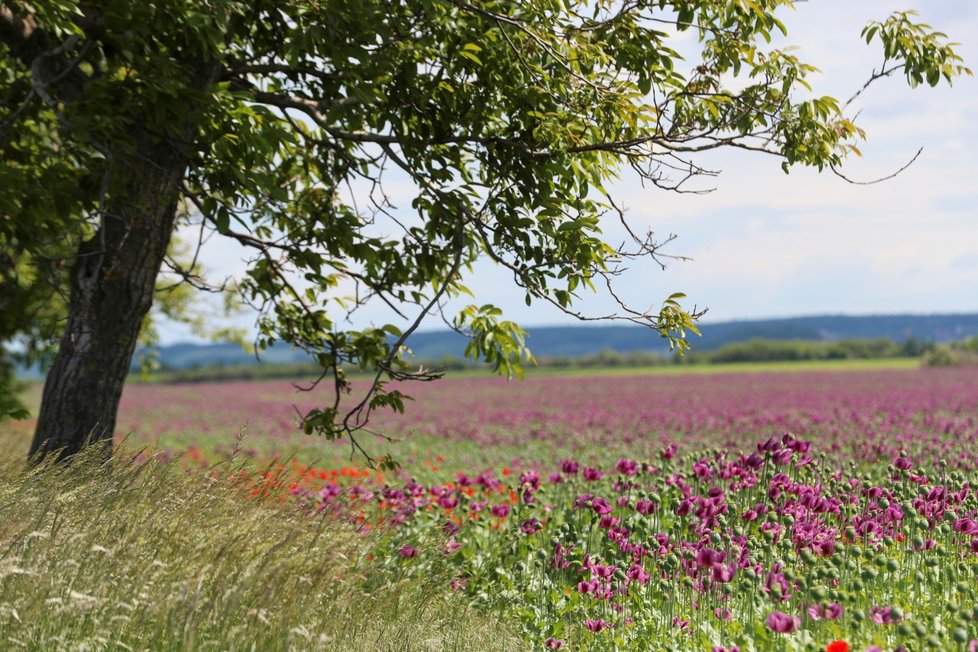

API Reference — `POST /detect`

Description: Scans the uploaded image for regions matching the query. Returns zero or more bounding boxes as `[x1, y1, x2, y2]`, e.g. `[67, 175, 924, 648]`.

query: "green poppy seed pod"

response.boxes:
[926, 557, 939, 568]
[946, 600, 959, 613]
[886, 558, 899, 572]
[783, 515, 794, 525]
[783, 568, 795, 581]
[902, 501, 915, 515]
[896, 622, 913, 637]
[926, 634, 942, 648]
[915, 571, 926, 584]
[800, 549, 816, 564]
[846, 559, 858, 571]
[860, 567, 877, 581]
[763, 529, 775, 542]
[812, 585, 827, 600]
[845, 526, 857, 540]
[952, 628, 969, 643]
[913, 622, 927, 637]
[940, 458, 948, 467]
[852, 579, 864, 592]
[879, 498, 889, 509]
[882, 535, 894, 546]
[536, 549, 548, 561]
[709, 532, 721, 544]
[944, 509, 956, 521]
[913, 534, 925, 548]
[852, 608, 865, 622]
[796, 577, 808, 591]
[889, 606, 904, 620]
[915, 517, 929, 529]
[956, 581, 972, 596]
[771, 582, 782, 597]
[744, 568, 757, 580]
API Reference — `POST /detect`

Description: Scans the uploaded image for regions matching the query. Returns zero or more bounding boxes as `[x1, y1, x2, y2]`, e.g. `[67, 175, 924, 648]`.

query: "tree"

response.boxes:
[0, 1, 968, 462]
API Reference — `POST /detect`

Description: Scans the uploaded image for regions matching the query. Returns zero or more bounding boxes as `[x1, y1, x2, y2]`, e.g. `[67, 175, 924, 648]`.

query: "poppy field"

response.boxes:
[3, 365, 978, 650]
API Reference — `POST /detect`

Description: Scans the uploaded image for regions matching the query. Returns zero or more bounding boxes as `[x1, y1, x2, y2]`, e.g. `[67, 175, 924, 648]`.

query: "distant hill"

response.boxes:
[135, 313, 978, 370]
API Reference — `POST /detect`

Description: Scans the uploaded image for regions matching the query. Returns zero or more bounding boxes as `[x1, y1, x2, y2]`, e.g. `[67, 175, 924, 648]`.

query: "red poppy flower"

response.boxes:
[826, 641, 849, 652]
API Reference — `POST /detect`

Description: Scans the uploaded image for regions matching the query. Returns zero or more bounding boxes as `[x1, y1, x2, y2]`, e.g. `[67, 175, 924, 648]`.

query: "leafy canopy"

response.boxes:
[0, 1, 969, 460]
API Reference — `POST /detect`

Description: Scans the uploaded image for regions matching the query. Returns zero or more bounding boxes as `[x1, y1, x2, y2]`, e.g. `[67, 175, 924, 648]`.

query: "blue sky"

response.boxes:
[161, 0, 978, 343]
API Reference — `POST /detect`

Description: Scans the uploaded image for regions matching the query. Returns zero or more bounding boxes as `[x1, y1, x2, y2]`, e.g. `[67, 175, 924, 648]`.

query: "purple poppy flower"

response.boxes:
[443, 520, 460, 536]
[616, 459, 638, 476]
[765, 611, 799, 633]
[869, 605, 902, 625]
[584, 618, 608, 633]
[626, 563, 650, 584]
[696, 547, 725, 569]
[591, 497, 613, 515]
[443, 539, 462, 554]
[520, 469, 541, 491]
[520, 517, 542, 534]
[490, 504, 510, 518]
[635, 498, 657, 515]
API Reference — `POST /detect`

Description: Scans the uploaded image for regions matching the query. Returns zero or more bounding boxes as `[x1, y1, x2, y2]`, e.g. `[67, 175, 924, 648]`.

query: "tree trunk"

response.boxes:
[29, 135, 188, 461]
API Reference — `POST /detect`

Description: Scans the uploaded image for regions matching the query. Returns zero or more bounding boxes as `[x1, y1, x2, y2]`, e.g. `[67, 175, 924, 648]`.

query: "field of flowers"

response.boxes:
[4, 365, 978, 650]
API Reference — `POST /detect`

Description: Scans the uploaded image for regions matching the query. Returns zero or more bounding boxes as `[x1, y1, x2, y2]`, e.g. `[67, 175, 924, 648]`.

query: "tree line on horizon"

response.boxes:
[109, 335, 978, 384]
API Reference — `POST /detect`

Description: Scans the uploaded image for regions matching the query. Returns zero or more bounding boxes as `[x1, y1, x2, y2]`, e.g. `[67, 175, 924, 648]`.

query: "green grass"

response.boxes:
[518, 357, 920, 378]
[0, 431, 523, 651]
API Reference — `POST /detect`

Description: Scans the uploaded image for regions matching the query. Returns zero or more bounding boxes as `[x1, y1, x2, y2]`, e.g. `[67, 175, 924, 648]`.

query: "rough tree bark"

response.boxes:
[26, 57, 222, 460]
[28, 136, 189, 460]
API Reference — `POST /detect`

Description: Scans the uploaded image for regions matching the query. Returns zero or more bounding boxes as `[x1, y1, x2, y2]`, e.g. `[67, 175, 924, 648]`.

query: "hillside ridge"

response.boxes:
[142, 313, 978, 370]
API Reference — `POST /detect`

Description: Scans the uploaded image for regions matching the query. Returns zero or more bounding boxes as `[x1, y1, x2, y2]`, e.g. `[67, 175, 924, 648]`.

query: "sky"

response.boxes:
[161, 0, 978, 343]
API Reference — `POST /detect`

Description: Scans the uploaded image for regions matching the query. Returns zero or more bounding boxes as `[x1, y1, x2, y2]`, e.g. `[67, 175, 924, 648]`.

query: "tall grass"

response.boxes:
[0, 430, 522, 651]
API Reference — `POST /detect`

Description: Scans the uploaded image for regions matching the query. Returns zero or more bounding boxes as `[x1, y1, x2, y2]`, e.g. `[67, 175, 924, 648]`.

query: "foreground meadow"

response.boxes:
[2, 365, 978, 650]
